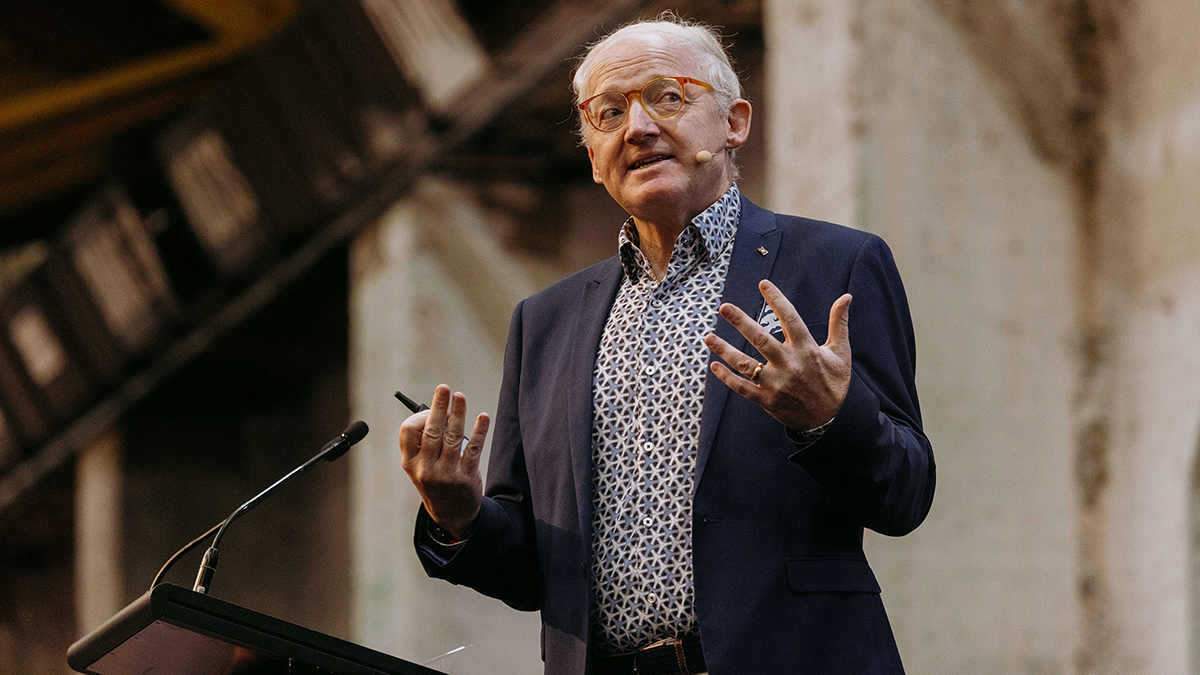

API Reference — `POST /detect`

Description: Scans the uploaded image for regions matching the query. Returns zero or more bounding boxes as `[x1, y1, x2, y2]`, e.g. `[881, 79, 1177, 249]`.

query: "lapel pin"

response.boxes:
[757, 246, 769, 256]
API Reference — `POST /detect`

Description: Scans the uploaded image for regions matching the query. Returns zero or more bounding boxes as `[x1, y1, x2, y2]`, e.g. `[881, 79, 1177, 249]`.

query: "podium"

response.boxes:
[68, 583, 444, 675]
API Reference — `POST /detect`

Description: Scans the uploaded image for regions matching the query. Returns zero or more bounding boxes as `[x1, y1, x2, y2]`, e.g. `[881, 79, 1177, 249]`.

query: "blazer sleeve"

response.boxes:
[414, 300, 541, 611]
[789, 234, 936, 536]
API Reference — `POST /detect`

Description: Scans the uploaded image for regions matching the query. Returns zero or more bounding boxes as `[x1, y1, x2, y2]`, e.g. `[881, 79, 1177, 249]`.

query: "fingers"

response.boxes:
[704, 333, 764, 380]
[404, 384, 487, 467]
[717, 302, 786, 363]
[710, 361, 766, 403]
[711, 283, 855, 432]
[422, 385, 451, 458]
[826, 293, 852, 353]
[444, 390, 467, 454]
[462, 413, 491, 473]
[398, 410, 430, 462]
[759, 280, 814, 347]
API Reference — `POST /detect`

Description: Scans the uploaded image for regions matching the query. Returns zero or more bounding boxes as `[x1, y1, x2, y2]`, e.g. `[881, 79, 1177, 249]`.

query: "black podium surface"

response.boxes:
[68, 583, 444, 675]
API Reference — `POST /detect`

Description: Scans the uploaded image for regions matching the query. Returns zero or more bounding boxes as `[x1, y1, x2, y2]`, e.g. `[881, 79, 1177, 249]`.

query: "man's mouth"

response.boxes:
[629, 155, 672, 170]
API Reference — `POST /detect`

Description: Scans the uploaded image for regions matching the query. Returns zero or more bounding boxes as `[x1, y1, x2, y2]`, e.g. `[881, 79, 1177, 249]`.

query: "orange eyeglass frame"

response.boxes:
[578, 76, 713, 131]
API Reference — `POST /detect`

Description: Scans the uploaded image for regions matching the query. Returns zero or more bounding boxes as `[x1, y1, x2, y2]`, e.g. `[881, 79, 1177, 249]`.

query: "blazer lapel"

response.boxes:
[694, 196, 781, 491]
[566, 258, 623, 545]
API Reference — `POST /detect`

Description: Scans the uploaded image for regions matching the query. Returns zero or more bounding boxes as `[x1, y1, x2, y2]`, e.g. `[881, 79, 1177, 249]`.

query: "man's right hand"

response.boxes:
[398, 384, 490, 540]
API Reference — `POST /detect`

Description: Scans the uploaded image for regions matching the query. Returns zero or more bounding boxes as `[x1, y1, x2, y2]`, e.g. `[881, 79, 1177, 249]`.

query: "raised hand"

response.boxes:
[398, 385, 490, 540]
[704, 280, 852, 432]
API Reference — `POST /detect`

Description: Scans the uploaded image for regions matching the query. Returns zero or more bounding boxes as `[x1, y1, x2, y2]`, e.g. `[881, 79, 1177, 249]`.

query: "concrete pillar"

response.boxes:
[763, 0, 859, 226]
[74, 430, 124, 635]
[348, 178, 543, 674]
[1092, 3, 1200, 673]
[764, 0, 1080, 672]
[1192, 458, 1200, 675]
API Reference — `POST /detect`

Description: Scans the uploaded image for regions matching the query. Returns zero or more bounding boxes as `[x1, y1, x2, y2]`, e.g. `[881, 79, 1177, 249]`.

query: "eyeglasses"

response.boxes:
[578, 76, 713, 133]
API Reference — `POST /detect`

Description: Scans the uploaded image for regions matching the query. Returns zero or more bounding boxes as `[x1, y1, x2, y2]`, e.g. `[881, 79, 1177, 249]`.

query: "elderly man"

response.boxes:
[398, 15, 935, 675]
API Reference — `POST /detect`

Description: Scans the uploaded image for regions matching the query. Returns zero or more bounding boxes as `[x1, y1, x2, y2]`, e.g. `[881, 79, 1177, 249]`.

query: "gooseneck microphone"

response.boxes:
[191, 420, 368, 594]
[149, 421, 369, 593]
[695, 147, 727, 164]
[317, 419, 368, 462]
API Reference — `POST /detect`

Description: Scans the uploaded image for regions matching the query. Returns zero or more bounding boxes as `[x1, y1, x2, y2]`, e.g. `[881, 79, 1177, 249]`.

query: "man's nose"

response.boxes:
[624, 98, 660, 141]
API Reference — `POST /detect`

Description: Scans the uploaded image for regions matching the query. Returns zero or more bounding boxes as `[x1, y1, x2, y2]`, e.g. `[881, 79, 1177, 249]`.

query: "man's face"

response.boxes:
[583, 35, 750, 226]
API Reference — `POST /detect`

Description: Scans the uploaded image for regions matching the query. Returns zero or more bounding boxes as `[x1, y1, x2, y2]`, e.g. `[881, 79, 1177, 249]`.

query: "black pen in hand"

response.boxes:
[396, 390, 470, 453]
[394, 390, 429, 413]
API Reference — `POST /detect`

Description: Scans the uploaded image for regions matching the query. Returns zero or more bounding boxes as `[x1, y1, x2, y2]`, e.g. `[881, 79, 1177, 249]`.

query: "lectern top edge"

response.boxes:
[67, 583, 444, 675]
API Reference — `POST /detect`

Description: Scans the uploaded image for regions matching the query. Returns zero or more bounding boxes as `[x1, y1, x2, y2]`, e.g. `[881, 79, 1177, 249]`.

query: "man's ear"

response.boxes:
[587, 146, 603, 184]
[725, 99, 752, 150]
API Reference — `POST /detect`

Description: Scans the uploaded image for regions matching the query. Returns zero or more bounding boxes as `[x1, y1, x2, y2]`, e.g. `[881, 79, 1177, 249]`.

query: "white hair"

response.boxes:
[571, 13, 743, 147]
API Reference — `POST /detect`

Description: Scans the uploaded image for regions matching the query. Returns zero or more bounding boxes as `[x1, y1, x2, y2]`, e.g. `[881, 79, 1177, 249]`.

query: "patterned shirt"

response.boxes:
[589, 184, 740, 655]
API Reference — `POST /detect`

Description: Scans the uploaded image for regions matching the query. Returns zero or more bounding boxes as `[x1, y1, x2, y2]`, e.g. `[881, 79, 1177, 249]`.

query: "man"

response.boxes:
[398, 15, 935, 675]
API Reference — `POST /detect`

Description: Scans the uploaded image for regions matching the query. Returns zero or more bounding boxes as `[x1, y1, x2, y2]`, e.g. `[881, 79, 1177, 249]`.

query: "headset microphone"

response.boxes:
[695, 148, 725, 164]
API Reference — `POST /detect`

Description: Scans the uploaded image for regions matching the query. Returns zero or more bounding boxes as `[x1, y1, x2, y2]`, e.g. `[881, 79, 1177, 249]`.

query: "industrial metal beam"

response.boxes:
[0, 0, 659, 517]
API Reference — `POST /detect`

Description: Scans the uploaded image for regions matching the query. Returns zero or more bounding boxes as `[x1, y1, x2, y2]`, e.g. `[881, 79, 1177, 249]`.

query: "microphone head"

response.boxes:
[344, 420, 369, 446]
[695, 150, 713, 164]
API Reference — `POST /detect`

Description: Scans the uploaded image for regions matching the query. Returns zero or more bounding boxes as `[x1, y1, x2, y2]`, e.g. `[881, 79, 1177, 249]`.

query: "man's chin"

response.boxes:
[618, 173, 687, 203]
[617, 191, 697, 226]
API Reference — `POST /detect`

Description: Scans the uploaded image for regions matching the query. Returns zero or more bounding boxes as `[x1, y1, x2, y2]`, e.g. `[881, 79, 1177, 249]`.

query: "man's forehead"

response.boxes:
[586, 35, 696, 91]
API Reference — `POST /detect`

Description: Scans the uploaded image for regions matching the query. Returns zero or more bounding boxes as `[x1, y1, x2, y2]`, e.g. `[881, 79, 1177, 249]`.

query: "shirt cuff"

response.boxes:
[786, 417, 835, 451]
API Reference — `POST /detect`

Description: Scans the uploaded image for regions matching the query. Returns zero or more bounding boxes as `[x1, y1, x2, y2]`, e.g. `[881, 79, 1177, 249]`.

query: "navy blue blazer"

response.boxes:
[416, 194, 936, 674]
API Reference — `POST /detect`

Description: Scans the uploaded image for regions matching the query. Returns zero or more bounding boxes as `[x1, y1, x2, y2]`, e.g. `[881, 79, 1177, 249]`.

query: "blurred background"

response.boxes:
[0, 0, 1197, 673]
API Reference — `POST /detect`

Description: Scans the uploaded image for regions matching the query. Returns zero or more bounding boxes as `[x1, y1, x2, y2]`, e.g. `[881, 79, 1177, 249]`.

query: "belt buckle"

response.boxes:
[633, 636, 685, 675]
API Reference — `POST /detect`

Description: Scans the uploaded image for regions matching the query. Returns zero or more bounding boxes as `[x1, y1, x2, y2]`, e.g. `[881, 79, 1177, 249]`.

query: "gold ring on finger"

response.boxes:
[750, 361, 764, 383]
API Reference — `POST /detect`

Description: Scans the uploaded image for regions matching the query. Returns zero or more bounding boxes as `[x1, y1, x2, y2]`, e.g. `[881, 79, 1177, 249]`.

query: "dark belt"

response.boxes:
[592, 635, 706, 675]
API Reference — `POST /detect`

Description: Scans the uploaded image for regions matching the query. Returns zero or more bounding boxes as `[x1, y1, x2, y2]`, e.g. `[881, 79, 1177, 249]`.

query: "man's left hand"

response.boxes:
[705, 280, 853, 432]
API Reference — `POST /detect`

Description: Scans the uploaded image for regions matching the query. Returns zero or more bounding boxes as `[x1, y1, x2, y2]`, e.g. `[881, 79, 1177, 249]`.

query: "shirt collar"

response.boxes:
[618, 184, 741, 280]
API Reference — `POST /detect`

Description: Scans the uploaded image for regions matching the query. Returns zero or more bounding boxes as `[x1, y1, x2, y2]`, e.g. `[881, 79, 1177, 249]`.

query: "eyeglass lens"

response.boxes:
[587, 78, 686, 131]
